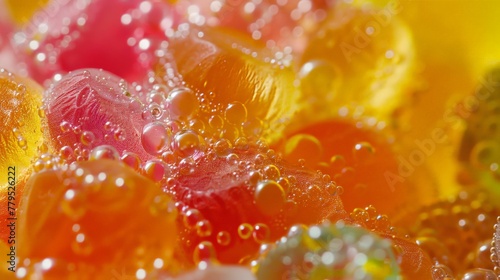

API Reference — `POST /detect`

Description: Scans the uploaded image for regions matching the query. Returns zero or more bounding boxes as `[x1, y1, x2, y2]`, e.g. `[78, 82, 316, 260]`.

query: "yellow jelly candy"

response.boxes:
[297, 2, 415, 125]
[0, 69, 43, 187]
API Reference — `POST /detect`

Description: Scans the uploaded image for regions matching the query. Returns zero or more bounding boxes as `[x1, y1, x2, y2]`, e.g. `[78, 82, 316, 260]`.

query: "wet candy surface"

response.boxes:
[13, 0, 177, 84]
[43, 68, 151, 162]
[17, 159, 177, 279]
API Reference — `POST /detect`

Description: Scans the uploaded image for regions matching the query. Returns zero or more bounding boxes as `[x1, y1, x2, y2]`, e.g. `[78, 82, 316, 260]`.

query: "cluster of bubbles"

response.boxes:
[253, 222, 400, 280]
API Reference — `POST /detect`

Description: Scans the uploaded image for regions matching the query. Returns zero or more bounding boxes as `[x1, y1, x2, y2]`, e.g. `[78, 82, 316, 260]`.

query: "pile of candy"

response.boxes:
[1, 0, 500, 279]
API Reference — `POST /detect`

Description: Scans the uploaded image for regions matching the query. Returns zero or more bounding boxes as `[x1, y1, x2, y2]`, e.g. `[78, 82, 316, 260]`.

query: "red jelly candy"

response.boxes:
[13, 0, 178, 84]
[168, 144, 347, 265]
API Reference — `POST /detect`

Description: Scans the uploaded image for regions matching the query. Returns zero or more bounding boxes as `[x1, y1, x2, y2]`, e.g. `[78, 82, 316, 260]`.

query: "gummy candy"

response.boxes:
[43, 68, 151, 162]
[169, 144, 347, 265]
[297, 3, 415, 124]
[13, 0, 178, 84]
[164, 26, 300, 139]
[17, 159, 177, 278]
[276, 119, 433, 215]
[0, 70, 43, 243]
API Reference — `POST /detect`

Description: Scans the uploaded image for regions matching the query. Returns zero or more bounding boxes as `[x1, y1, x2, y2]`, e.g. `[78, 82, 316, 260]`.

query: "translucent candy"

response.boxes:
[171, 143, 347, 265]
[0, 71, 44, 242]
[17, 159, 177, 277]
[161, 26, 300, 140]
[13, 0, 178, 83]
[297, 2, 415, 125]
[43, 68, 152, 161]
[276, 119, 432, 216]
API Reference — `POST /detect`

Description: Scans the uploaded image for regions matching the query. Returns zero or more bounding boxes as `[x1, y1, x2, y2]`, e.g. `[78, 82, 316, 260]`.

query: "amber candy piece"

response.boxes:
[161, 26, 300, 140]
[17, 159, 177, 278]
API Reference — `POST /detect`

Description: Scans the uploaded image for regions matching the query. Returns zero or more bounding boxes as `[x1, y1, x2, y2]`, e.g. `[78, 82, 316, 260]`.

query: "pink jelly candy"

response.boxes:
[43, 68, 152, 162]
[14, 0, 178, 84]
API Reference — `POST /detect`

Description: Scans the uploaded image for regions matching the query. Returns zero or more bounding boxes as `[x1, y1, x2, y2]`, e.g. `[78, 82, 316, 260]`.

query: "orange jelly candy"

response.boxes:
[161, 26, 300, 139]
[276, 119, 432, 216]
[17, 159, 177, 278]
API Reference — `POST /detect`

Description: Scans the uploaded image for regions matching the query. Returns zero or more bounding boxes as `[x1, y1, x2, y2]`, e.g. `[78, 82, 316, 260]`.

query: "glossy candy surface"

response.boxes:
[17, 159, 177, 279]
[169, 144, 347, 264]
[164, 26, 300, 140]
[43, 68, 151, 162]
[13, 0, 177, 84]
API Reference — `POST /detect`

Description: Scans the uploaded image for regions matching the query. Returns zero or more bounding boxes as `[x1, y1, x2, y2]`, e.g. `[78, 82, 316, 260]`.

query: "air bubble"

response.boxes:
[167, 87, 199, 119]
[238, 223, 254, 240]
[141, 122, 171, 155]
[255, 180, 286, 216]
[80, 131, 95, 146]
[173, 130, 200, 157]
[224, 102, 248, 125]
[89, 145, 120, 160]
[143, 160, 166, 182]
[217, 231, 231, 246]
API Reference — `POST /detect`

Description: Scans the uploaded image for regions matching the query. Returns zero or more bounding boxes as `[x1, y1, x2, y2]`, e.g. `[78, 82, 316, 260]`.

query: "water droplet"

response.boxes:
[80, 131, 95, 146]
[196, 220, 213, 237]
[143, 160, 166, 182]
[353, 142, 375, 163]
[253, 223, 270, 243]
[173, 130, 200, 157]
[183, 209, 203, 229]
